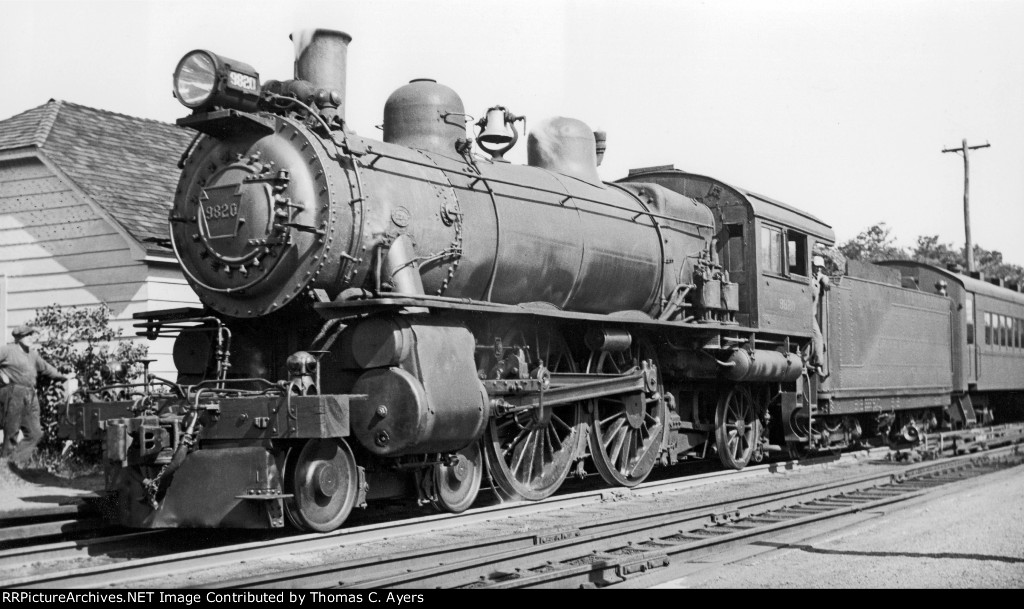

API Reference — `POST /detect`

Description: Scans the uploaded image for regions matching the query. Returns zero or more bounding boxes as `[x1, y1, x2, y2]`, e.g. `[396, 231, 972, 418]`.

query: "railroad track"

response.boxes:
[5, 423, 1022, 589]
[202, 444, 1018, 589]
[2, 446, 891, 588]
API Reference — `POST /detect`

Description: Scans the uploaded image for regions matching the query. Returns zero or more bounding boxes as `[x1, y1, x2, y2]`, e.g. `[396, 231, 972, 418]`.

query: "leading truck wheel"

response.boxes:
[715, 386, 760, 470]
[431, 441, 483, 513]
[283, 438, 359, 532]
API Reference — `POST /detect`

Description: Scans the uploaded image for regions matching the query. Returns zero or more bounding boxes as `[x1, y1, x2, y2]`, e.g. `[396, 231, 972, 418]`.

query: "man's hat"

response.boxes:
[812, 255, 825, 267]
[12, 325, 37, 339]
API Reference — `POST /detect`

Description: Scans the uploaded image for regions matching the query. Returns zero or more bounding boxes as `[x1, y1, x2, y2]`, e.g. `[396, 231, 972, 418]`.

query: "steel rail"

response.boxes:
[0, 503, 103, 550]
[473, 446, 1024, 589]
[0, 517, 107, 551]
[0, 529, 180, 574]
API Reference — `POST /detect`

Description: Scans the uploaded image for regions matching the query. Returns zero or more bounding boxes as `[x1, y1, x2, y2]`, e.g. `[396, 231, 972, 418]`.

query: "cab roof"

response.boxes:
[621, 165, 835, 243]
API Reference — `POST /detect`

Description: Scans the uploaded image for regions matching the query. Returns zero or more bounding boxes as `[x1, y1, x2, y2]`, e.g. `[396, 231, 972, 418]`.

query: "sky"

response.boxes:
[2, 0, 1022, 266]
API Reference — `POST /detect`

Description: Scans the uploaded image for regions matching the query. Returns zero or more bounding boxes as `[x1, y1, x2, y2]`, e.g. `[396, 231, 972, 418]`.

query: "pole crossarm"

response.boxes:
[942, 141, 991, 155]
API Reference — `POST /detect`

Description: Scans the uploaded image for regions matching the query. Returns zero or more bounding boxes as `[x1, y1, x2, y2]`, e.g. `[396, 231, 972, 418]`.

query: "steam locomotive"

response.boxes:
[67, 29, 1024, 532]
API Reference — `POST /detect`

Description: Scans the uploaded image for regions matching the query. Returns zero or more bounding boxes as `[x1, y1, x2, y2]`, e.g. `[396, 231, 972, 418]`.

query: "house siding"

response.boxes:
[0, 156, 199, 378]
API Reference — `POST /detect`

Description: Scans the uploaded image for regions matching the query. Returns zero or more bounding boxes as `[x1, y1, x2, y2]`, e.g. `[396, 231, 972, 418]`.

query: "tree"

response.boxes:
[841, 225, 1024, 287]
[912, 235, 964, 270]
[837, 223, 908, 262]
[973, 245, 1024, 286]
[28, 304, 150, 456]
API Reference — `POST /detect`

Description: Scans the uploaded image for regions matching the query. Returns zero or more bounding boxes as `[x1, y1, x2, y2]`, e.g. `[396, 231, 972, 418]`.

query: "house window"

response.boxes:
[787, 231, 808, 276]
[760, 225, 784, 275]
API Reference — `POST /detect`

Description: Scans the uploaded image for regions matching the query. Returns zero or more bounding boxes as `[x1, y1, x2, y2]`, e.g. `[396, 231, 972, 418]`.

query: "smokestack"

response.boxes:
[291, 29, 352, 119]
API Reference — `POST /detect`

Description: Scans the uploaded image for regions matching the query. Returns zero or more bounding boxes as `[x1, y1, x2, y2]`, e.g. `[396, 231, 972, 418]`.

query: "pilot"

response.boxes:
[811, 255, 831, 377]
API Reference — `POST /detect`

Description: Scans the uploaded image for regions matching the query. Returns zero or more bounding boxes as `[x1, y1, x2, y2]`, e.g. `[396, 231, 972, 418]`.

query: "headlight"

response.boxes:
[174, 51, 217, 108]
[173, 50, 261, 112]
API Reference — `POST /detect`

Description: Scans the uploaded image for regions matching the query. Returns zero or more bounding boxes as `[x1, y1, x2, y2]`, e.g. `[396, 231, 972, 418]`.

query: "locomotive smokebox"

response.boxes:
[291, 28, 352, 119]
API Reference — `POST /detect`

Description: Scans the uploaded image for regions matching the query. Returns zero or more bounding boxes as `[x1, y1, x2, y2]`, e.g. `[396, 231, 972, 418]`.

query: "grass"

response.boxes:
[21, 448, 103, 479]
[2, 444, 103, 481]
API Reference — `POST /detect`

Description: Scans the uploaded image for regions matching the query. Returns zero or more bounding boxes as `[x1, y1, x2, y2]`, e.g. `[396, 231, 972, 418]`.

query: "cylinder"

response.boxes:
[291, 29, 351, 119]
[349, 322, 488, 456]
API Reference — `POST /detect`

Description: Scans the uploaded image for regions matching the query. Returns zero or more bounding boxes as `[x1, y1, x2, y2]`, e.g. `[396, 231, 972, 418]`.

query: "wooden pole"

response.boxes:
[942, 139, 990, 274]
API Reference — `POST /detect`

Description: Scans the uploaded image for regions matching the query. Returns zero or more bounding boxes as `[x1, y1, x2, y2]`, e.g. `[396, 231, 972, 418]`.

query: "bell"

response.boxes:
[478, 107, 514, 145]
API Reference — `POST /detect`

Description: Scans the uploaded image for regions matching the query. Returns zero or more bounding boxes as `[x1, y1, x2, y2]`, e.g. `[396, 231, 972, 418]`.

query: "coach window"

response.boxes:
[984, 312, 992, 345]
[786, 230, 808, 276]
[965, 295, 974, 345]
[760, 225, 784, 275]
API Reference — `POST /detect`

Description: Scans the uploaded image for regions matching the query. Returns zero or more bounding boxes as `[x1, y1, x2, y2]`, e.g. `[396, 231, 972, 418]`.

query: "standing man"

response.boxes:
[810, 255, 831, 377]
[0, 326, 75, 465]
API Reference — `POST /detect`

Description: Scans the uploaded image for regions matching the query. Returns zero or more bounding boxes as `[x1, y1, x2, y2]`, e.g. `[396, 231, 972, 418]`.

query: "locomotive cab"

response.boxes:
[618, 167, 835, 333]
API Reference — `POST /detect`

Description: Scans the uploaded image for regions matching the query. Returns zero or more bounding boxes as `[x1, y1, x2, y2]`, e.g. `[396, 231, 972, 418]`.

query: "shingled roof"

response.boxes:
[0, 100, 194, 254]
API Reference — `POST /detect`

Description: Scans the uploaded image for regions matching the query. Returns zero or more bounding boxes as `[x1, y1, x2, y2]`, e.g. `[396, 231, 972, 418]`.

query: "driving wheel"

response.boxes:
[482, 324, 585, 501]
[715, 385, 761, 470]
[586, 340, 666, 487]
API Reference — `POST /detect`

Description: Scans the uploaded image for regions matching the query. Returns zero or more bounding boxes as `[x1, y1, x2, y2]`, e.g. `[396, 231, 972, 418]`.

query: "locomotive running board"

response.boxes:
[485, 370, 648, 414]
[313, 296, 817, 338]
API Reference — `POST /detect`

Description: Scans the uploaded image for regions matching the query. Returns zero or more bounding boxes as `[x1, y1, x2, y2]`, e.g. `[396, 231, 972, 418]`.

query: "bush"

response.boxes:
[27, 304, 149, 461]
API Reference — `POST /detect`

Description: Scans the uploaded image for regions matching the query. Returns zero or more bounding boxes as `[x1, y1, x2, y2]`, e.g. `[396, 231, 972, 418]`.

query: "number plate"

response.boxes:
[200, 184, 242, 239]
[228, 71, 258, 92]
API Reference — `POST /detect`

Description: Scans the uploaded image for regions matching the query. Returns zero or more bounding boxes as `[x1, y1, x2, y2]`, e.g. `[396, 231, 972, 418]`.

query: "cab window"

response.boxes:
[760, 225, 784, 275]
[722, 224, 744, 273]
[787, 231, 808, 276]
